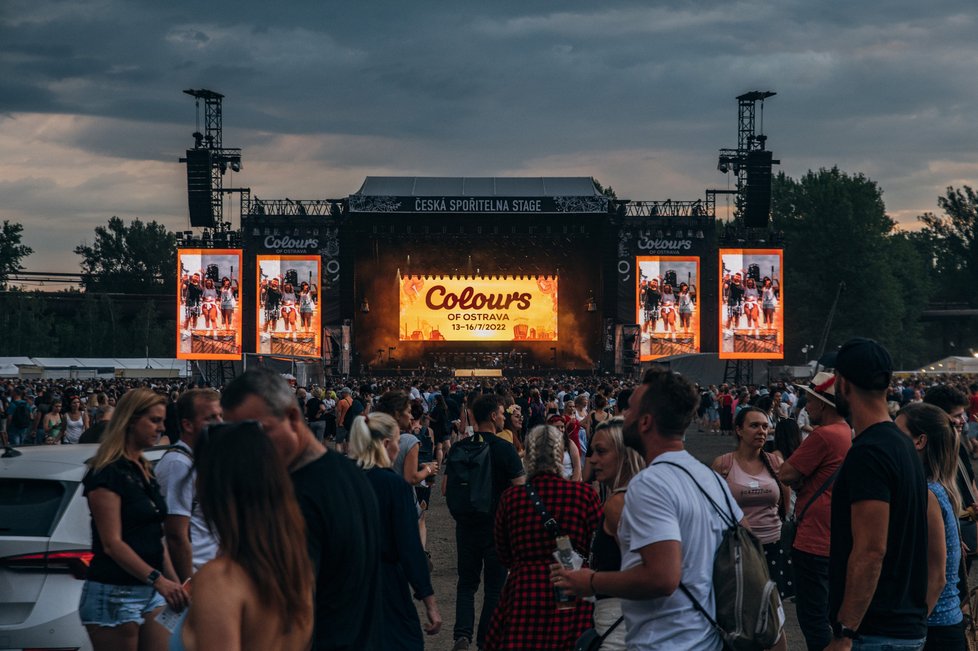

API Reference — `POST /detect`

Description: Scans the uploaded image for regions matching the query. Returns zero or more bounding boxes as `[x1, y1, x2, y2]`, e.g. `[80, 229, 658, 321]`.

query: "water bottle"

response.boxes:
[552, 535, 582, 610]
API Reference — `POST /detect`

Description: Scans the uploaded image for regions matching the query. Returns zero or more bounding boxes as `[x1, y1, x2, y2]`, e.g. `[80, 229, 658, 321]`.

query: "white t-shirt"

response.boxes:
[618, 450, 744, 651]
[155, 442, 220, 571]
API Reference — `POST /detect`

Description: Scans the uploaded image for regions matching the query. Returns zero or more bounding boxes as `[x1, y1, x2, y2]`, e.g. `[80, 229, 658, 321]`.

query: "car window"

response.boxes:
[0, 479, 73, 537]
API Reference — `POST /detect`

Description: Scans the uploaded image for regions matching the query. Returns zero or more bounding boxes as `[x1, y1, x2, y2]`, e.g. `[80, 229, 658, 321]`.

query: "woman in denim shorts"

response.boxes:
[80, 388, 189, 651]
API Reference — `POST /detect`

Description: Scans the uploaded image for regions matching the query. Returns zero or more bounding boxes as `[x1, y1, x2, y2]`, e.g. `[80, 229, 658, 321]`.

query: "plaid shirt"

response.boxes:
[485, 473, 602, 650]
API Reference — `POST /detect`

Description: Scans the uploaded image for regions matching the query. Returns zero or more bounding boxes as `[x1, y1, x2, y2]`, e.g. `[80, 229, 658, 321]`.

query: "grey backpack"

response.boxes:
[654, 461, 783, 651]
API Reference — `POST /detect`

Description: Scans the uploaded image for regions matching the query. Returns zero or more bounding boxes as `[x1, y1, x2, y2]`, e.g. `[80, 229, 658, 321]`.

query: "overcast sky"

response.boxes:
[2, 0, 976, 278]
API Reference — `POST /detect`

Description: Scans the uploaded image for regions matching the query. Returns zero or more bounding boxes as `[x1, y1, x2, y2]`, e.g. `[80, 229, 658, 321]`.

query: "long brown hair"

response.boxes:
[194, 421, 313, 632]
[898, 402, 961, 516]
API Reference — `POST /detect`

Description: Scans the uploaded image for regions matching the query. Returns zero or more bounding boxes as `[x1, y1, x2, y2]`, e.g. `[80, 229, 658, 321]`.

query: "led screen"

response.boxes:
[177, 249, 243, 360]
[399, 275, 558, 342]
[636, 256, 700, 360]
[719, 249, 784, 359]
[256, 255, 322, 358]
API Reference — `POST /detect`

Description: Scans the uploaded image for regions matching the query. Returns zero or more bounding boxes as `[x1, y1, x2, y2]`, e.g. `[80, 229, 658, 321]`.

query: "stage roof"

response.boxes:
[354, 176, 603, 197]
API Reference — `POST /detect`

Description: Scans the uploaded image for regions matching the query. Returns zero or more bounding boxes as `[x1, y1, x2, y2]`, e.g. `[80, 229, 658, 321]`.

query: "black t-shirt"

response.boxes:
[185, 283, 202, 306]
[305, 397, 323, 422]
[828, 421, 928, 638]
[83, 458, 167, 585]
[291, 451, 381, 651]
[727, 282, 744, 305]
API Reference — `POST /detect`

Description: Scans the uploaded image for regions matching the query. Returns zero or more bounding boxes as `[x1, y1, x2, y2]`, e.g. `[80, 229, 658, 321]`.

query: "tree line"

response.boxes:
[2, 173, 978, 367]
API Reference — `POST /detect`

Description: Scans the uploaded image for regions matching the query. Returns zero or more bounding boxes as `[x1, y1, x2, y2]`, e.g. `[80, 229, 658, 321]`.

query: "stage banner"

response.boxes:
[399, 275, 558, 342]
[256, 255, 322, 358]
[636, 256, 701, 360]
[719, 249, 784, 360]
[177, 249, 243, 360]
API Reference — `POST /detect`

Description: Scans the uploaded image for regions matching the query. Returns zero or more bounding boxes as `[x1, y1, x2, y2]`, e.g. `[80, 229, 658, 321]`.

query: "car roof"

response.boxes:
[0, 444, 167, 481]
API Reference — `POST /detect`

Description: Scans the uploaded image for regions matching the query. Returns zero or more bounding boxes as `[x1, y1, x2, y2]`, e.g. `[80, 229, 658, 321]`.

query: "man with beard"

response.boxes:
[552, 367, 741, 650]
[779, 372, 852, 651]
[826, 338, 928, 650]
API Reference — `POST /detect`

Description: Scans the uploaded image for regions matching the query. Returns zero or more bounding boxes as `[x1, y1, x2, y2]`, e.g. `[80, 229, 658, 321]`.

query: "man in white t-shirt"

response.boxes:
[553, 367, 742, 650]
[156, 388, 223, 581]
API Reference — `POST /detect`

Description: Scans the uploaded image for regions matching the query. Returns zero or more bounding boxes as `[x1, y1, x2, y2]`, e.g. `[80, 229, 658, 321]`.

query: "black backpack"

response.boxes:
[11, 401, 30, 429]
[445, 434, 494, 518]
[343, 398, 364, 431]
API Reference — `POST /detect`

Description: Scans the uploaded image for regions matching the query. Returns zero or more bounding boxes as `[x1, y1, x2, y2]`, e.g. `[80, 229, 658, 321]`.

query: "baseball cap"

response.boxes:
[835, 337, 893, 391]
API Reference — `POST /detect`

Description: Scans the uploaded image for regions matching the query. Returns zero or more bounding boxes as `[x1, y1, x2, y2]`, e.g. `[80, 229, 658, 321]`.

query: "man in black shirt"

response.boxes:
[443, 393, 525, 651]
[827, 338, 928, 650]
[222, 369, 382, 651]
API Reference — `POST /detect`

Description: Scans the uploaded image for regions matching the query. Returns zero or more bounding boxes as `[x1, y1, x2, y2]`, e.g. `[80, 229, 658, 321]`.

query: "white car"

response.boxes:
[0, 443, 166, 651]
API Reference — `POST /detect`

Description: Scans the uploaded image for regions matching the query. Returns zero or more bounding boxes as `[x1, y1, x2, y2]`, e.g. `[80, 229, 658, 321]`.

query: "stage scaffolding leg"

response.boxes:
[722, 360, 753, 386]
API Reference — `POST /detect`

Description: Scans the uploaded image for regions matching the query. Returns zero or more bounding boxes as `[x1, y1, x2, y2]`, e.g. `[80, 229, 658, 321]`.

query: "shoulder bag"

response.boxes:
[780, 466, 839, 557]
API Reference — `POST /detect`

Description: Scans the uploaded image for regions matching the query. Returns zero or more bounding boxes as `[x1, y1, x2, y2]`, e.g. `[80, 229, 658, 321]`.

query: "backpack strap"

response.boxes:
[795, 466, 840, 524]
[653, 460, 738, 530]
[524, 481, 564, 538]
[162, 444, 194, 463]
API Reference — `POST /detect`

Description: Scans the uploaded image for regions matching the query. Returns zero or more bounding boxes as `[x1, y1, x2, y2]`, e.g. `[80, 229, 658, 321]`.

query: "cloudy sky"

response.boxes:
[2, 0, 976, 277]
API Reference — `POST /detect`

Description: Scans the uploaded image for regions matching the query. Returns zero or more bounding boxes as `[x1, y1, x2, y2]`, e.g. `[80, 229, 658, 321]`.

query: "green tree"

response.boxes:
[0, 221, 33, 287]
[771, 167, 931, 368]
[75, 217, 176, 294]
[918, 185, 978, 303]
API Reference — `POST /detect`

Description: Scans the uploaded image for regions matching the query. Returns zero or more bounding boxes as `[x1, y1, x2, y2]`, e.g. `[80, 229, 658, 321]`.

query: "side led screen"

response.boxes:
[719, 249, 784, 360]
[399, 275, 558, 342]
[256, 255, 322, 358]
[636, 256, 700, 360]
[177, 249, 243, 360]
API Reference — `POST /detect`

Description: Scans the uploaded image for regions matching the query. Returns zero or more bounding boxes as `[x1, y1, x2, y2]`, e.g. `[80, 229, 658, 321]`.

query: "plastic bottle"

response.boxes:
[553, 535, 582, 610]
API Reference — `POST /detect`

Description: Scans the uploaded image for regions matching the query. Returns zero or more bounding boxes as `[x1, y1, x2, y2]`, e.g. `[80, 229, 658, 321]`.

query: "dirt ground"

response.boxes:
[416, 425, 807, 650]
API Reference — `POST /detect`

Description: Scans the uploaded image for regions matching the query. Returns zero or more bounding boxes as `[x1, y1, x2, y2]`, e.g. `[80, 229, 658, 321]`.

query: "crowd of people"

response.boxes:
[6, 358, 978, 650]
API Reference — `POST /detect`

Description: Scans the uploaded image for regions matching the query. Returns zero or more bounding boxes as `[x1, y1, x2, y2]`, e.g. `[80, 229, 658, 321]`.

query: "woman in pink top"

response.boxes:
[712, 407, 791, 650]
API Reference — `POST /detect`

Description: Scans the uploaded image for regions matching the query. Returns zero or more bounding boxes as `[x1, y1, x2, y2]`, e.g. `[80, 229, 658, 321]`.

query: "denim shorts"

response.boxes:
[79, 580, 166, 627]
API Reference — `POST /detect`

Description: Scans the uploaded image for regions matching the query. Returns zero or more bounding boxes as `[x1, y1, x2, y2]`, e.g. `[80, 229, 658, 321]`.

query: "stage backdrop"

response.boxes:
[636, 256, 700, 360]
[177, 249, 242, 360]
[256, 255, 322, 358]
[399, 275, 558, 342]
[718, 248, 784, 360]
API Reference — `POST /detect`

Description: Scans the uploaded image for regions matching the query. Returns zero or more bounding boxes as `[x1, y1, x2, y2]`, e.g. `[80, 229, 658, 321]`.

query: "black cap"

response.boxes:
[835, 337, 893, 391]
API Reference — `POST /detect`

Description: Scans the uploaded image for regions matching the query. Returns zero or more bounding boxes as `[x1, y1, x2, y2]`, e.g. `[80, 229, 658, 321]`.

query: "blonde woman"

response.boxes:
[79, 388, 188, 651]
[485, 424, 601, 650]
[348, 412, 442, 650]
[586, 417, 646, 650]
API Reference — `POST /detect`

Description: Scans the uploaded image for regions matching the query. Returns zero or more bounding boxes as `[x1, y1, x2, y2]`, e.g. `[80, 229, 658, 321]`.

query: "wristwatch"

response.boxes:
[832, 621, 859, 640]
[145, 569, 162, 586]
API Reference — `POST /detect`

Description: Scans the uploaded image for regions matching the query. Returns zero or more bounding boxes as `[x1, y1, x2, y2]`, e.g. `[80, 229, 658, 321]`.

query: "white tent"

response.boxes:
[911, 355, 978, 375]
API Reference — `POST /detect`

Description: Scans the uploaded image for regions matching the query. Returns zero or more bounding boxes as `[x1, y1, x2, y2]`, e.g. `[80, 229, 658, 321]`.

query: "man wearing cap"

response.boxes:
[826, 338, 928, 651]
[779, 372, 851, 651]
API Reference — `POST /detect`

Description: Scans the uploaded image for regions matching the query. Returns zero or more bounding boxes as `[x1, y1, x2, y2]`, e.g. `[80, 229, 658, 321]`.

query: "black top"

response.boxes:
[365, 467, 433, 596]
[416, 426, 435, 464]
[185, 283, 202, 306]
[292, 452, 382, 651]
[265, 287, 282, 310]
[589, 514, 621, 600]
[828, 421, 928, 638]
[83, 458, 167, 585]
[455, 431, 525, 526]
[727, 282, 744, 305]
[305, 397, 324, 422]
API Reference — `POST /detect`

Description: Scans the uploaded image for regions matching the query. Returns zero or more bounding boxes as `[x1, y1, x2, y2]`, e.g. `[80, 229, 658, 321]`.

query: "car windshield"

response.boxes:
[0, 479, 72, 537]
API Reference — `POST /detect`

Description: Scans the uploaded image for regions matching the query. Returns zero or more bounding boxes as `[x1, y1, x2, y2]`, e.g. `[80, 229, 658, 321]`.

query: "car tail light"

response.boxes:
[0, 550, 93, 580]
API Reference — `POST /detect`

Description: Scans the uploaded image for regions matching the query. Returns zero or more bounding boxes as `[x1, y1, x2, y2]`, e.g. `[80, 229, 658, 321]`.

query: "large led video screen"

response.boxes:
[636, 257, 700, 360]
[177, 249, 243, 360]
[719, 249, 784, 359]
[256, 255, 321, 358]
[399, 275, 558, 342]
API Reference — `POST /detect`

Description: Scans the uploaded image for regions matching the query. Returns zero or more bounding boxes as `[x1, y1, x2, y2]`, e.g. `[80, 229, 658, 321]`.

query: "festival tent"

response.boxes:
[0, 357, 35, 377]
[911, 355, 978, 375]
[16, 358, 188, 379]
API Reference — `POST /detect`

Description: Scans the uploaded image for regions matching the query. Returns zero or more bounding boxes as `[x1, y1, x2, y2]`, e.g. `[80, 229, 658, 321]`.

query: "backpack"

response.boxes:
[11, 401, 30, 429]
[444, 434, 494, 518]
[343, 398, 364, 431]
[654, 461, 783, 651]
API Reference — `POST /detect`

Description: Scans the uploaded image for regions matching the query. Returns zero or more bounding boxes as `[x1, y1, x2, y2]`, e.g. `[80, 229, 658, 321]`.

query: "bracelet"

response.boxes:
[589, 570, 598, 595]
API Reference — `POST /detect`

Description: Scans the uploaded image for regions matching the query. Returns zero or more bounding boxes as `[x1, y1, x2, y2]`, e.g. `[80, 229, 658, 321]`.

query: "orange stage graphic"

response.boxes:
[177, 249, 243, 360]
[636, 257, 700, 361]
[718, 249, 784, 360]
[399, 275, 558, 342]
[256, 255, 322, 358]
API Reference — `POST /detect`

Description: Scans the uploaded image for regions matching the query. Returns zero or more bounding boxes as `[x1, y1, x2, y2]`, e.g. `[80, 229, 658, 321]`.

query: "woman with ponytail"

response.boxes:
[348, 412, 442, 650]
[485, 424, 601, 650]
[896, 402, 965, 650]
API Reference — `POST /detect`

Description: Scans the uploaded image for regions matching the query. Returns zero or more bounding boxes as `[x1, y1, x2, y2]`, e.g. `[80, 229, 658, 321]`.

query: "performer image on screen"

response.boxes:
[643, 278, 661, 333]
[182, 272, 203, 334]
[280, 282, 298, 334]
[220, 277, 237, 329]
[742, 277, 760, 330]
[263, 277, 282, 334]
[201, 278, 219, 331]
[678, 281, 694, 332]
[725, 272, 745, 331]
[761, 277, 778, 327]
[299, 281, 316, 332]
[659, 283, 677, 333]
